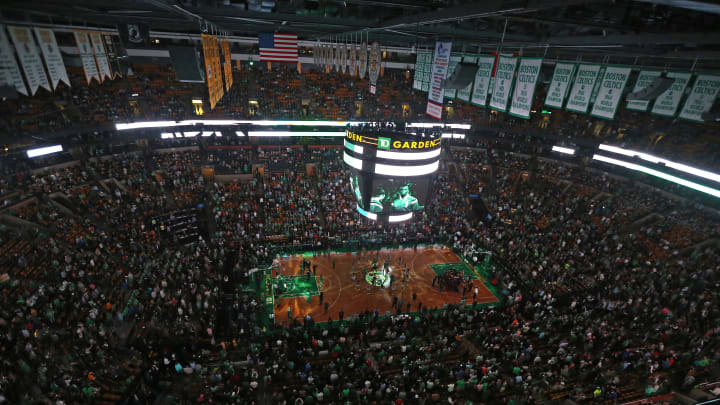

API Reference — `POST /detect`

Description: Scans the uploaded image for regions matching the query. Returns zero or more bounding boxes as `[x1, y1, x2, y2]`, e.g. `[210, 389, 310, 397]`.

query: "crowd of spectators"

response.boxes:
[0, 136, 718, 404]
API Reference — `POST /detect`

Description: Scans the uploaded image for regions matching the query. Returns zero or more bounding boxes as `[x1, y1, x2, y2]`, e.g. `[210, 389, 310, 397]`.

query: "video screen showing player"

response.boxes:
[390, 183, 424, 211]
[369, 179, 428, 213]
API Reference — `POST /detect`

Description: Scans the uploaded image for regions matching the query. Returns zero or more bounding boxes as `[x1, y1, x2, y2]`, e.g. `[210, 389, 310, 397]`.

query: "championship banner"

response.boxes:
[590, 66, 606, 105]
[0, 24, 28, 96]
[368, 42, 381, 84]
[8, 26, 51, 94]
[651, 72, 691, 117]
[340, 43, 347, 74]
[412, 50, 433, 91]
[348, 44, 357, 76]
[679, 74, 720, 122]
[470, 55, 495, 107]
[425, 40, 452, 120]
[222, 39, 232, 91]
[89, 32, 112, 82]
[544, 62, 576, 109]
[201, 34, 224, 109]
[489, 55, 517, 112]
[73, 31, 100, 85]
[333, 44, 339, 71]
[566, 64, 601, 114]
[358, 42, 367, 79]
[456, 55, 477, 102]
[590, 65, 631, 120]
[509, 57, 543, 119]
[444, 54, 462, 99]
[34, 27, 70, 89]
[626, 70, 662, 111]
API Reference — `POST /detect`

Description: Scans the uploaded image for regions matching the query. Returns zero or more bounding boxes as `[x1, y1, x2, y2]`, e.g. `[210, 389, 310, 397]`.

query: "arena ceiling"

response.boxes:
[2, 0, 720, 68]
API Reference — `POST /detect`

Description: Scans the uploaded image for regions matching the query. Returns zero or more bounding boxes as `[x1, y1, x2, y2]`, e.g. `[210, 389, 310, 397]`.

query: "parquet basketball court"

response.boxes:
[270, 245, 499, 325]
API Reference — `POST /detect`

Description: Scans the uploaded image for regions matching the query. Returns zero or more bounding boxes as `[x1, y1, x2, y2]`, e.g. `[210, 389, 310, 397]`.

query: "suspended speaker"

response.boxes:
[442, 62, 479, 90]
[627, 76, 675, 101]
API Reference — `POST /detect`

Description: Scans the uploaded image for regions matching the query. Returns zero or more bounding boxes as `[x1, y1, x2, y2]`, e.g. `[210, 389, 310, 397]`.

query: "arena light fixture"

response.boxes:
[408, 123, 471, 130]
[592, 154, 720, 198]
[374, 161, 439, 176]
[248, 131, 346, 137]
[441, 133, 453, 138]
[116, 121, 178, 130]
[235, 131, 246, 137]
[376, 148, 441, 161]
[183, 131, 199, 137]
[191, 99, 203, 104]
[599, 144, 720, 184]
[388, 212, 413, 222]
[344, 139, 364, 154]
[201, 131, 217, 137]
[161, 132, 174, 139]
[552, 146, 576, 155]
[26, 145, 63, 158]
[356, 205, 377, 220]
[343, 151, 364, 170]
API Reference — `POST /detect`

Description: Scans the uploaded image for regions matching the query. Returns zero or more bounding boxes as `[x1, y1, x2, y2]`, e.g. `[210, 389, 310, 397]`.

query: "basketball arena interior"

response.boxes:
[1, 1, 720, 404]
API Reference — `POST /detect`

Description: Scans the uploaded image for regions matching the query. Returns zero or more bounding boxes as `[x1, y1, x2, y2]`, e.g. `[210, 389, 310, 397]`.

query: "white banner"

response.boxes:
[456, 55, 477, 102]
[470, 55, 495, 107]
[650, 72, 692, 117]
[444, 54, 462, 99]
[8, 26, 51, 95]
[0, 24, 28, 96]
[566, 64, 601, 114]
[340, 42, 347, 74]
[544, 62, 575, 109]
[348, 44, 357, 76]
[426, 41, 452, 119]
[509, 57, 543, 119]
[358, 42, 367, 79]
[626, 70, 662, 111]
[33, 27, 70, 89]
[590, 66, 605, 105]
[89, 32, 112, 82]
[679, 74, 720, 122]
[73, 31, 100, 84]
[489, 55, 517, 112]
[368, 42, 381, 84]
[413, 50, 433, 91]
[590, 65, 632, 120]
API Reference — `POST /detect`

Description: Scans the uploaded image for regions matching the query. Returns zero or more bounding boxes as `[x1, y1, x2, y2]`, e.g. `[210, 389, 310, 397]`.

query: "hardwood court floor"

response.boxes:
[271, 245, 498, 326]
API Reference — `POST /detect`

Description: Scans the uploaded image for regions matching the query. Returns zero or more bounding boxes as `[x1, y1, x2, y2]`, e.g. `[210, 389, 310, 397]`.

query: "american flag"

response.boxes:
[258, 33, 298, 62]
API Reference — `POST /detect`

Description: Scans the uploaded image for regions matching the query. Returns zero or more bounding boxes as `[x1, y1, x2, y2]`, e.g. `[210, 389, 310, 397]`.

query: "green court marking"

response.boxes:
[430, 262, 479, 279]
[274, 275, 320, 299]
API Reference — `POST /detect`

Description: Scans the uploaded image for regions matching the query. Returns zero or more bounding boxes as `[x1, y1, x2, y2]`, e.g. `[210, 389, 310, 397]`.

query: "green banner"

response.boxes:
[590, 65, 632, 120]
[566, 64, 601, 114]
[413, 50, 433, 92]
[470, 55, 496, 107]
[509, 57, 543, 119]
[544, 62, 576, 109]
[489, 55, 517, 112]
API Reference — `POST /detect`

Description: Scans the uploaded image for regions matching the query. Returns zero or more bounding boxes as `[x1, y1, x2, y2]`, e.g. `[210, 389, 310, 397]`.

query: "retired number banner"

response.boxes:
[470, 55, 495, 107]
[89, 32, 112, 82]
[456, 55, 477, 102]
[590, 65, 631, 120]
[509, 57, 543, 119]
[0, 24, 28, 95]
[425, 41, 452, 120]
[626, 70, 662, 111]
[73, 31, 100, 85]
[566, 64, 601, 114]
[8, 26, 51, 94]
[679, 74, 720, 122]
[489, 55, 517, 112]
[34, 27, 71, 90]
[544, 62, 575, 109]
[650, 72, 691, 117]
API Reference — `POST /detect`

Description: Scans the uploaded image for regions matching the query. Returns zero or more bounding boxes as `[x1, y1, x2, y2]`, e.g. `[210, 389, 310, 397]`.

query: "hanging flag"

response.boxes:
[544, 62, 576, 109]
[73, 31, 100, 85]
[348, 43, 357, 76]
[117, 23, 150, 47]
[368, 42, 381, 84]
[678, 74, 720, 122]
[444, 54, 462, 99]
[104, 34, 127, 79]
[425, 40, 452, 120]
[0, 24, 28, 96]
[222, 39, 232, 91]
[456, 55, 478, 102]
[89, 32, 112, 82]
[33, 27, 71, 89]
[566, 64, 601, 114]
[8, 26, 51, 94]
[509, 57, 543, 119]
[626, 70, 662, 111]
[469, 55, 495, 107]
[358, 42, 367, 79]
[258, 33, 297, 62]
[489, 55, 517, 112]
[589, 66, 606, 105]
[590, 65, 631, 120]
[650, 72, 691, 117]
[412, 50, 433, 91]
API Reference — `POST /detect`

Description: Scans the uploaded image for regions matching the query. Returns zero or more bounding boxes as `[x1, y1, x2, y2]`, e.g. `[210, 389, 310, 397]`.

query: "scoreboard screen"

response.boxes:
[344, 129, 441, 222]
